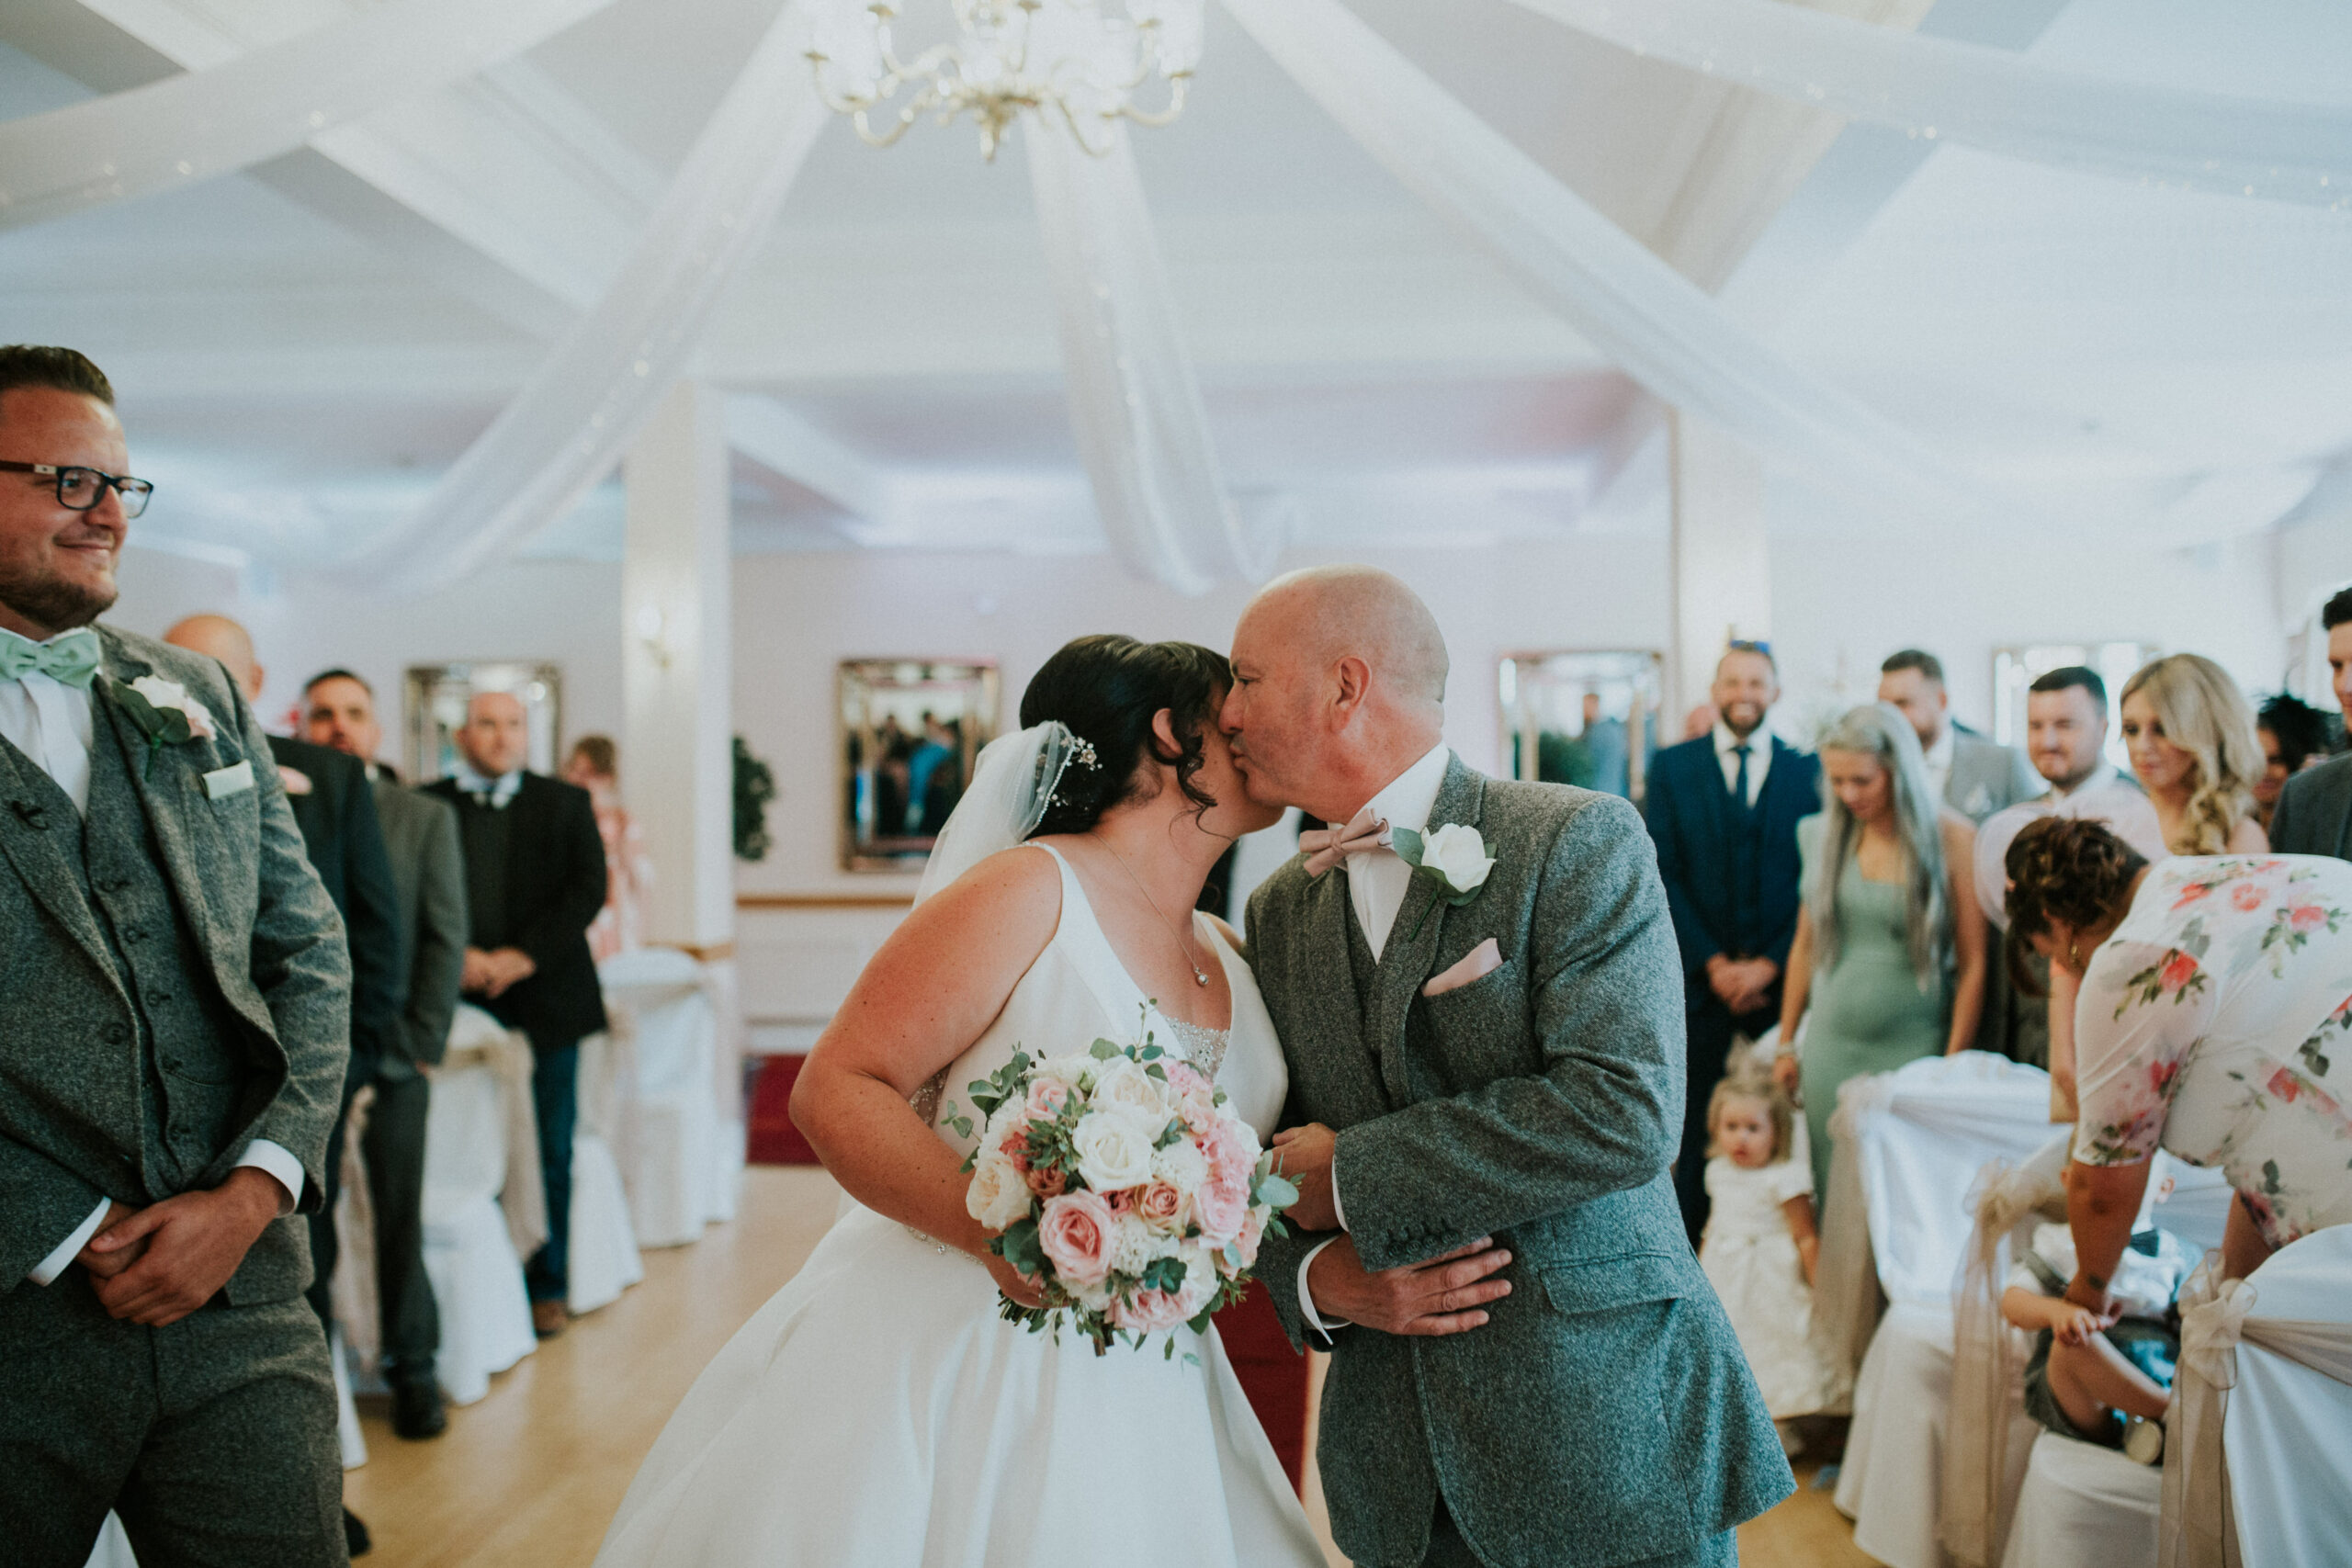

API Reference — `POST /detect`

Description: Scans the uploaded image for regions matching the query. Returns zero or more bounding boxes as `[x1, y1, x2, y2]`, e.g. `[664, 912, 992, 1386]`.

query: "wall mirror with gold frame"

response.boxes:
[839, 659, 1001, 872]
[1498, 650, 1665, 805]
[404, 661, 563, 784]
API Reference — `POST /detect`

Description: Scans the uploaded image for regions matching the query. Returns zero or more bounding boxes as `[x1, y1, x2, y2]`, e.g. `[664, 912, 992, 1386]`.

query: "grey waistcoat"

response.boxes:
[15, 718, 251, 1200]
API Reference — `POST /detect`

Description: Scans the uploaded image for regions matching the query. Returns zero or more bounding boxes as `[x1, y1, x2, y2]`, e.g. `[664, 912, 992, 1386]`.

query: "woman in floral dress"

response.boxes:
[2003, 817, 2352, 1315]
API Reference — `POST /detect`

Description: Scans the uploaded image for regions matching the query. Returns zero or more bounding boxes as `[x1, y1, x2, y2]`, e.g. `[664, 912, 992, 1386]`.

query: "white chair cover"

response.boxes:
[2002, 1432, 2162, 1568]
[330, 1324, 367, 1471]
[569, 1027, 647, 1314]
[594, 948, 736, 1247]
[1833, 1054, 2056, 1568]
[2165, 1225, 2352, 1568]
[330, 1084, 382, 1375]
[419, 1007, 538, 1405]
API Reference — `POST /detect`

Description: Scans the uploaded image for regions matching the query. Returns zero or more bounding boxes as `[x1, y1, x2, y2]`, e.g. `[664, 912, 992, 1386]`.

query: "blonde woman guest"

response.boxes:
[562, 735, 650, 963]
[1774, 705, 1988, 1200]
[2119, 654, 2267, 857]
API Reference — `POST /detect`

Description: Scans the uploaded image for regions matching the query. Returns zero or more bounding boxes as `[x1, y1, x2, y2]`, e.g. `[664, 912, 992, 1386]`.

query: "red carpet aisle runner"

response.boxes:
[749, 1056, 1311, 1490]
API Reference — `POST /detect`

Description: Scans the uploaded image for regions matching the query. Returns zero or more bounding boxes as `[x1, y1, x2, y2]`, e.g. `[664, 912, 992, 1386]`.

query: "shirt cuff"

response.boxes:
[1297, 1236, 1352, 1343]
[1330, 1155, 1349, 1233]
[237, 1140, 304, 1216]
[28, 1196, 114, 1286]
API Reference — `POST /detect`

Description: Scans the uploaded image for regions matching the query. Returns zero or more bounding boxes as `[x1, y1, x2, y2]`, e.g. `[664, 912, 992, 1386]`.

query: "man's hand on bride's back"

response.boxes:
[1270, 1122, 1340, 1232]
[1306, 1236, 1512, 1337]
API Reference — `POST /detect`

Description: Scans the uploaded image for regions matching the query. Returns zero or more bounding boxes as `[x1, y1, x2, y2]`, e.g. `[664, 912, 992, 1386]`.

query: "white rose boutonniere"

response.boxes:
[1391, 821, 1498, 942]
[109, 675, 220, 776]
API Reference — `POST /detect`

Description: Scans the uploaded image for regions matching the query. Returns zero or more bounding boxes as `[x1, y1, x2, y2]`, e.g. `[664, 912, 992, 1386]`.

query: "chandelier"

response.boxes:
[800, 0, 1204, 161]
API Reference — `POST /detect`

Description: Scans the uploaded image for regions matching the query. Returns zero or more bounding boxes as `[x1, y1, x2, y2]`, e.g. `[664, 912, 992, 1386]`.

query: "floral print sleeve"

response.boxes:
[2074, 933, 2215, 1166]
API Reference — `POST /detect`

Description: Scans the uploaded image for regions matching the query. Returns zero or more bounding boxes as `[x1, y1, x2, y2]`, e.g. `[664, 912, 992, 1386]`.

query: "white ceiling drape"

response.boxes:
[0, 0, 617, 231]
[1025, 116, 1274, 595]
[1221, 0, 2026, 533]
[322, 0, 831, 595]
[1501, 0, 2352, 210]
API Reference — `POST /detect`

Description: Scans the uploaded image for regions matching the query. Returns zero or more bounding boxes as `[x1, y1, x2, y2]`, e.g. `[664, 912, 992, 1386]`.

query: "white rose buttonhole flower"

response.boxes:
[1390, 822, 1498, 942]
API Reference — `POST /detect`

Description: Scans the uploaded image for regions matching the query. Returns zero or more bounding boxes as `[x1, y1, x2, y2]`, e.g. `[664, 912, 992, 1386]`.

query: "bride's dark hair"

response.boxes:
[1020, 635, 1232, 837]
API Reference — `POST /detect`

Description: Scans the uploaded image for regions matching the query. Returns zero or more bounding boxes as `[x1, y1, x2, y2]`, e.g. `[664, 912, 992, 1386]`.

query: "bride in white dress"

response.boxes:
[594, 637, 1328, 1568]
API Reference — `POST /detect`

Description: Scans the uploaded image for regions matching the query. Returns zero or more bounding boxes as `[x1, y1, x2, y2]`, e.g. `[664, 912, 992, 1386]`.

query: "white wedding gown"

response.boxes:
[594, 843, 1326, 1567]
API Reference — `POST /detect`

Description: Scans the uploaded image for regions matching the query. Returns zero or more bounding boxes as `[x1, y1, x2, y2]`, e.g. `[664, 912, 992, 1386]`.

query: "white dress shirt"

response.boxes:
[2050, 761, 2120, 802]
[1298, 742, 1452, 1338]
[449, 762, 523, 807]
[1713, 720, 1773, 807]
[2, 655, 301, 1286]
[1921, 724, 1958, 807]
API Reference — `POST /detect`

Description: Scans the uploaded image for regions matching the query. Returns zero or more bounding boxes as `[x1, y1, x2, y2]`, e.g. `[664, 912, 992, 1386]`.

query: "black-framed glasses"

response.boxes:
[0, 460, 153, 519]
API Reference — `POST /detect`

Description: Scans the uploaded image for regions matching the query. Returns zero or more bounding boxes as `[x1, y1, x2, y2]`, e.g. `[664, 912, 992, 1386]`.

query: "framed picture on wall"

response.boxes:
[1498, 650, 1665, 806]
[403, 661, 564, 784]
[839, 659, 1001, 872]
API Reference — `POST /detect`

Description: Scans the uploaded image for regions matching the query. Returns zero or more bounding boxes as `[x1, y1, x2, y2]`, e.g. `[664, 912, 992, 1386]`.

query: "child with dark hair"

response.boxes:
[2000, 1213, 2194, 1463]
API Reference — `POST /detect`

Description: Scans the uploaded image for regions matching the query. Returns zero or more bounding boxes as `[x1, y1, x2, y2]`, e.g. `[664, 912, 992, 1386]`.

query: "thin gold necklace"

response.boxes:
[1100, 838, 1212, 988]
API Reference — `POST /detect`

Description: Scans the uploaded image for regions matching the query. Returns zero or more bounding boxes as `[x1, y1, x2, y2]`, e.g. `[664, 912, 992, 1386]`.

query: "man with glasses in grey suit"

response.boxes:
[0, 345, 351, 1565]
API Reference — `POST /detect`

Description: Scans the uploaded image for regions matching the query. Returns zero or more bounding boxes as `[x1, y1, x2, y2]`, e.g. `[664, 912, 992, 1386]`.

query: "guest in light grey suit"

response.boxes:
[1226, 567, 1789, 1568]
[305, 666, 469, 1441]
[1878, 649, 2041, 823]
[0, 346, 351, 1566]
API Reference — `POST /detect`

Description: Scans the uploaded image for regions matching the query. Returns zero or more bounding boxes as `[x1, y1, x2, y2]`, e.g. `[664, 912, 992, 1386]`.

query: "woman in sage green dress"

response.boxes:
[1773, 703, 1987, 1201]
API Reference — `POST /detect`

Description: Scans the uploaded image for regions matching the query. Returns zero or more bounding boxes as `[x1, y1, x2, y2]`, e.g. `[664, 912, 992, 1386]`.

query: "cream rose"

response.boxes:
[1135, 1179, 1187, 1234]
[1091, 1058, 1171, 1120]
[965, 1146, 1033, 1231]
[1420, 822, 1497, 894]
[1070, 1108, 1159, 1192]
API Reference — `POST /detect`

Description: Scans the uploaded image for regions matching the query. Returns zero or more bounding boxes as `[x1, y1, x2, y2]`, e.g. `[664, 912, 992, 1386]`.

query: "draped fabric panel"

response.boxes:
[1025, 117, 1275, 594]
[0, 0, 617, 231]
[1220, 0, 2027, 533]
[1501, 0, 2352, 210]
[326, 1, 832, 595]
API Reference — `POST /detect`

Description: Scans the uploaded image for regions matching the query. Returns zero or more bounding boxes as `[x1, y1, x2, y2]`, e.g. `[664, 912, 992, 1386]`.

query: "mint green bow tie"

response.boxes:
[0, 626, 101, 689]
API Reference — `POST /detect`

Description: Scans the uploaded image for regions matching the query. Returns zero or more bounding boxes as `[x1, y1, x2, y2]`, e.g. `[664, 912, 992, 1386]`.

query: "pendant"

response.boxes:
[1193, 968, 1210, 987]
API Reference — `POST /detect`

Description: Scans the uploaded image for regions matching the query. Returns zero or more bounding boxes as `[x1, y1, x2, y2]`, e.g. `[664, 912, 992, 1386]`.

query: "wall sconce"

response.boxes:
[635, 604, 674, 670]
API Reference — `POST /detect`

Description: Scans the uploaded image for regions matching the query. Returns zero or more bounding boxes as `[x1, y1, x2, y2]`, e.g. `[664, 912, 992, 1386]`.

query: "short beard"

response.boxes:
[0, 569, 114, 634]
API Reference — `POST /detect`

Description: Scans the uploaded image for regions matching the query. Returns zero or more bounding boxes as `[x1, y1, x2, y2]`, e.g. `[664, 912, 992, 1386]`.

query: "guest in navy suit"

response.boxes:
[1644, 642, 1820, 1247]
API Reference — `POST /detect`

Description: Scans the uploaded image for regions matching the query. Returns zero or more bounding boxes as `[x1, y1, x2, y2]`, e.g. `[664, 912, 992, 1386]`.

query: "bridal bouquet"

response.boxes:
[951, 1031, 1298, 1356]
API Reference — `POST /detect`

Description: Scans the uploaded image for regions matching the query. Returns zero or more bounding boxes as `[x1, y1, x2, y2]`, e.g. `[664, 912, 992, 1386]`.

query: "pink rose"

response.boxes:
[999, 1123, 1033, 1174]
[2290, 904, 2327, 932]
[1233, 1205, 1266, 1269]
[1136, 1180, 1186, 1232]
[1036, 1190, 1116, 1289]
[2159, 952, 2199, 993]
[1200, 1120, 1258, 1187]
[1194, 1177, 1249, 1247]
[1114, 1283, 1193, 1335]
[1025, 1078, 1075, 1119]
[2231, 882, 2266, 911]
[1103, 1187, 1136, 1216]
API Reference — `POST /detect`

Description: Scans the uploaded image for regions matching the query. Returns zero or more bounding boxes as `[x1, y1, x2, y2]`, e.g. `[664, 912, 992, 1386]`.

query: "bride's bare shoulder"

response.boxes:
[899, 843, 1063, 950]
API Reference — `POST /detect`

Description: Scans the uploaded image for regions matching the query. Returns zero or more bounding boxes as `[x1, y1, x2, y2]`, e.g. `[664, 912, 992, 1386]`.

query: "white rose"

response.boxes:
[1091, 1058, 1171, 1120]
[128, 674, 219, 740]
[1070, 1108, 1159, 1192]
[1039, 1052, 1101, 1091]
[1150, 1137, 1210, 1196]
[1420, 823, 1496, 894]
[965, 1146, 1033, 1231]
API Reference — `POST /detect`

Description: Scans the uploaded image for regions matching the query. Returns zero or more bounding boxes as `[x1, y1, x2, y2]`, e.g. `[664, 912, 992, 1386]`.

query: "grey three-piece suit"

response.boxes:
[1249, 757, 1792, 1568]
[0, 627, 352, 1567]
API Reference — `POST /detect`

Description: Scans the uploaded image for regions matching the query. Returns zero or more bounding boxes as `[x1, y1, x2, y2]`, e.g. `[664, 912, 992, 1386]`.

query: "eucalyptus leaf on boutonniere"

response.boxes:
[1391, 822, 1498, 942]
[107, 675, 219, 778]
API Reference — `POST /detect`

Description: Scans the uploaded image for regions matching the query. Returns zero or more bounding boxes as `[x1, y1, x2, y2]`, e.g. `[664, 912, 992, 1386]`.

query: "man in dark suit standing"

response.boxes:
[1643, 642, 1819, 1247]
[2271, 587, 2352, 860]
[164, 615, 405, 1558]
[425, 692, 606, 1337]
[303, 669, 466, 1439]
[0, 346, 350, 1565]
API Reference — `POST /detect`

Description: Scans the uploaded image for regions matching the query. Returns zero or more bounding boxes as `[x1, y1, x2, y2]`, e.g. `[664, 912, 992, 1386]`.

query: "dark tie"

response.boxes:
[1731, 743, 1751, 810]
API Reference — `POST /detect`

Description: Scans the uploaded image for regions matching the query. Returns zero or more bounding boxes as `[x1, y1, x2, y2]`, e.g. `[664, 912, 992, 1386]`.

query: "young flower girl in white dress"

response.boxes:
[1695, 1069, 1846, 1440]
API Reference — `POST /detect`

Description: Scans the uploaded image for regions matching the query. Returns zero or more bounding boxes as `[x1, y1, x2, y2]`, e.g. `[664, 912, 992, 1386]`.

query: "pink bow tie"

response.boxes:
[1303, 804, 1392, 876]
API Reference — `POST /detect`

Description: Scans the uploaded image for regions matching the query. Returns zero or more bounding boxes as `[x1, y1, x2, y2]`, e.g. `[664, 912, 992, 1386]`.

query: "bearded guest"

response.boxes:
[0, 345, 351, 1565]
[304, 667, 467, 1441]
[424, 694, 607, 1337]
[1642, 642, 1820, 1247]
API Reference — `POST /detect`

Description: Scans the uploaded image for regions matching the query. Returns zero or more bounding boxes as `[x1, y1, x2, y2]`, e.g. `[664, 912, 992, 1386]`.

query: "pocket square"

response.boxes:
[1424, 938, 1503, 998]
[202, 760, 254, 800]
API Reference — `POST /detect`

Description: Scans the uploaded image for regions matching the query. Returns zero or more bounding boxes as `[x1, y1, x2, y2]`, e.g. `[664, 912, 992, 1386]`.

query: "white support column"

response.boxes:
[1669, 411, 1773, 722]
[625, 380, 735, 951]
[624, 379, 744, 1207]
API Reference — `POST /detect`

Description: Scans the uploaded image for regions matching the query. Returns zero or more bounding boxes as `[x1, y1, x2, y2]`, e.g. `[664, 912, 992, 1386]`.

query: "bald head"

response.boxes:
[163, 613, 262, 702]
[1221, 565, 1451, 820]
[457, 690, 529, 777]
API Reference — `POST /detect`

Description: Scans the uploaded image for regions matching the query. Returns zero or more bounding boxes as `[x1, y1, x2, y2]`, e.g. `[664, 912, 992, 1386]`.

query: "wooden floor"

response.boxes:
[345, 1167, 1877, 1567]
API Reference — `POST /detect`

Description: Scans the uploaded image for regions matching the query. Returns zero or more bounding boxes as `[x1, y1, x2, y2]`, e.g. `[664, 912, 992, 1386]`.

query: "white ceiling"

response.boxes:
[1, 0, 2347, 574]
